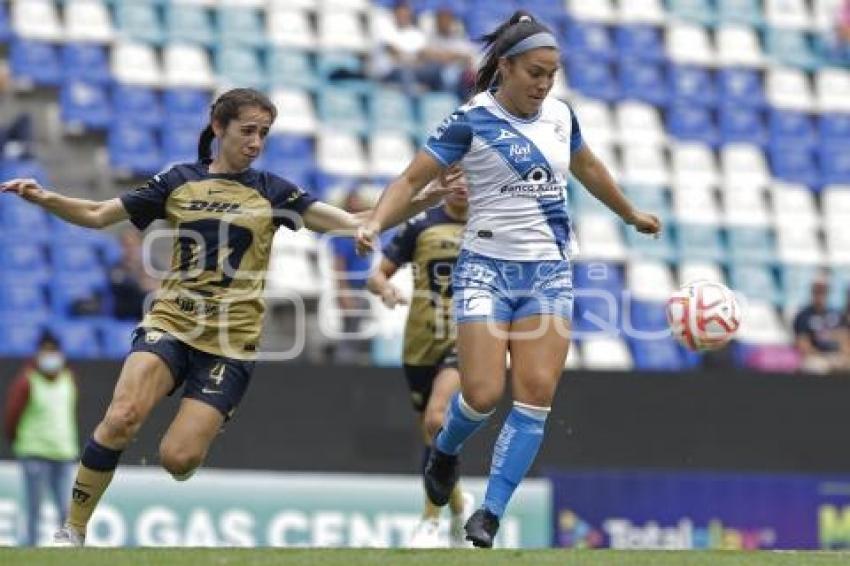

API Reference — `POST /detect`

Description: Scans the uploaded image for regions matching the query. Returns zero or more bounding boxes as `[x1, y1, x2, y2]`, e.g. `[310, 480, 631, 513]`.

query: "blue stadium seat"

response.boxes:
[619, 59, 669, 106]
[820, 146, 850, 185]
[567, 57, 619, 102]
[717, 68, 764, 108]
[99, 320, 138, 360]
[0, 196, 49, 233]
[829, 266, 850, 309]
[623, 185, 672, 223]
[368, 88, 417, 135]
[50, 242, 102, 272]
[62, 44, 110, 84]
[417, 92, 460, 139]
[718, 105, 767, 146]
[676, 224, 725, 262]
[716, 0, 765, 26]
[726, 227, 776, 264]
[163, 89, 210, 130]
[166, 3, 215, 47]
[112, 84, 163, 129]
[765, 29, 821, 71]
[667, 105, 718, 145]
[628, 300, 684, 370]
[161, 126, 198, 165]
[615, 26, 665, 62]
[268, 48, 319, 91]
[0, 2, 10, 43]
[108, 123, 162, 178]
[565, 21, 615, 62]
[629, 337, 685, 370]
[114, 2, 164, 45]
[668, 0, 717, 26]
[0, 322, 44, 357]
[729, 263, 781, 305]
[669, 66, 716, 107]
[768, 109, 816, 148]
[464, 3, 517, 39]
[60, 79, 112, 132]
[48, 272, 107, 316]
[0, 283, 49, 323]
[768, 144, 819, 187]
[0, 243, 50, 284]
[217, 7, 266, 49]
[573, 292, 621, 336]
[573, 261, 624, 294]
[50, 320, 102, 359]
[10, 40, 62, 88]
[819, 113, 850, 144]
[317, 88, 368, 135]
[0, 159, 49, 186]
[263, 135, 315, 183]
[216, 46, 267, 90]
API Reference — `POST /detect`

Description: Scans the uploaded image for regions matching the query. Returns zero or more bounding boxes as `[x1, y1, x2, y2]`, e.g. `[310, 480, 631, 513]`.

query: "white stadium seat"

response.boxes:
[567, 0, 618, 23]
[825, 224, 850, 266]
[616, 101, 665, 146]
[678, 261, 726, 287]
[267, 228, 321, 299]
[815, 69, 850, 112]
[627, 260, 675, 302]
[666, 23, 716, 66]
[619, 0, 667, 24]
[776, 225, 824, 265]
[164, 44, 215, 89]
[622, 144, 669, 186]
[65, 0, 114, 43]
[721, 144, 771, 189]
[771, 182, 820, 228]
[581, 337, 634, 370]
[722, 185, 770, 227]
[12, 0, 63, 42]
[736, 300, 791, 345]
[671, 143, 719, 189]
[318, 11, 369, 52]
[765, 67, 814, 111]
[368, 132, 414, 177]
[571, 98, 616, 146]
[764, 0, 813, 29]
[673, 185, 721, 225]
[270, 89, 318, 135]
[575, 216, 627, 261]
[317, 130, 367, 177]
[821, 185, 850, 226]
[716, 25, 765, 67]
[111, 42, 162, 87]
[267, 8, 317, 50]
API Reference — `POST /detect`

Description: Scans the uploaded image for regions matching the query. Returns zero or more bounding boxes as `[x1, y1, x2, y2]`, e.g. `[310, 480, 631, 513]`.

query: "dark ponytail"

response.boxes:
[195, 88, 278, 162]
[475, 10, 554, 94]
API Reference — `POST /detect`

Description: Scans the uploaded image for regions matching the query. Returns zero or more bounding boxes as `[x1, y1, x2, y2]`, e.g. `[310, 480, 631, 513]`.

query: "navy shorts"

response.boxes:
[403, 346, 459, 413]
[130, 327, 254, 420]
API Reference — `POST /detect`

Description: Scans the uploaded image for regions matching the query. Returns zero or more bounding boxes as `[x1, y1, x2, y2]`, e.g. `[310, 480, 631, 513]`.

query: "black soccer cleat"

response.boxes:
[465, 508, 500, 548]
[422, 447, 459, 506]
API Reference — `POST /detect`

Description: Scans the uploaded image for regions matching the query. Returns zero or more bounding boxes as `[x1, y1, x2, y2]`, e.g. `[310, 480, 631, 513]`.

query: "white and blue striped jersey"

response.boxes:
[423, 90, 584, 261]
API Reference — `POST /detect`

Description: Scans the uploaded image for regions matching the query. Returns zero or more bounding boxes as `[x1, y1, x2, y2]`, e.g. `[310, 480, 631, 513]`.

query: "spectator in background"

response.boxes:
[372, 1, 428, 94]
[3, 332, 79, 546]
[109, 228, 158, 321]
[418, 6, 477, 97]
[793, 278, 850, 373]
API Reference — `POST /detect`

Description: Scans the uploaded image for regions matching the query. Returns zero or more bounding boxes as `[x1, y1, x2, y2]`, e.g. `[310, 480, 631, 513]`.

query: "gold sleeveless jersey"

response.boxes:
[119, 161, 316, 359]
[383, 206, 465, 366]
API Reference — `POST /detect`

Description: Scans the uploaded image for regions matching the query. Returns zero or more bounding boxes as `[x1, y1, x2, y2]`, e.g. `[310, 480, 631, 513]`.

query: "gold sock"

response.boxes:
[66, 464, 116, 534]
[448, 483, 465, 516]
[423, 496, 441, 520]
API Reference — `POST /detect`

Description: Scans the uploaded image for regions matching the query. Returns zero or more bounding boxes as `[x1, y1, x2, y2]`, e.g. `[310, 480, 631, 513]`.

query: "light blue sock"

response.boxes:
[483, 402, 550, 518]
[434, 392, 493, 455]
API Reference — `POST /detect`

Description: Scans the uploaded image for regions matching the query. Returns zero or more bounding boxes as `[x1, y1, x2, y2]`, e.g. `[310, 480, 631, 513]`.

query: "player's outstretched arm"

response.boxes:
[301, 201, 361, 234]
[1, 178, 128, 229]
[569, 146, 661, 235]
[366, 257, 407, 308]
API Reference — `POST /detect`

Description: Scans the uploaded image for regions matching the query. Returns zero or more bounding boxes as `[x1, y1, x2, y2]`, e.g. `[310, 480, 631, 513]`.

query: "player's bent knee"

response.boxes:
[463, 391, 501, 415]
[159, 445, 203, 479]
[101, 401, 144, 443]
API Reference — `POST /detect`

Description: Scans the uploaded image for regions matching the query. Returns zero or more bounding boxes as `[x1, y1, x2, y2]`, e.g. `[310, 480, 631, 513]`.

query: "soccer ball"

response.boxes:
[666, 280, 742, 351]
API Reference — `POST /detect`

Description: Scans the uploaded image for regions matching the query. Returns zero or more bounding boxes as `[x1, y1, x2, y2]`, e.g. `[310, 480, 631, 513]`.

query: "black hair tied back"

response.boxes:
[474, 10, 553, 94]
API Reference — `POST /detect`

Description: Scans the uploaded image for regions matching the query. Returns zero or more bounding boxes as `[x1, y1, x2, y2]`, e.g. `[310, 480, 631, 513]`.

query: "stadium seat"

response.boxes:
[570, 177, 615, 217]
[716, 0, 765, 26]
[735, 300, 790, 346]
[112, 84, 163, 129]
[99, 320, 137, 360]
[267, 227, 321, 298]
[163, 44, 215, 89]
[622, 144, 669, 186]
[614, 25, 665, 62]
[368, 132, 414, 177]
[727, 227, 776, 264]
[716, 25, 765, 67]
[581, 337, 634, 370]
[717, 68, 764, 108]
[318, 11, 369, 52]
[114, 2, 164, 45]
[163, 88, 210, 130]
[0, 2, 10, 43]
[764, 0, 813, 29]
[565, 21, 616, 62]
[111, 42, 162, 87]
[11, 0, 62, 42]
[822, 185, 850, 225]
[676, 224, 725, 263]
[829, 265, 850, 308]
[368, 88, 417, 135]
[673, 186, 721, 225]
[166, 3, 215, 46]
[267, 8, 317, 50]
[570, 98, 616, 146]
[721, 182, 770, 225]
[721, 144, 771, 189]
[666, 23, 715, 66]
[820, 146, 850, 185]
[768, 109, 816, 148]
[678, 260, 726, 286]
[768, 144, 819, 187]
[48, 272, 106, 317]
[629, 335, 684, 371]
[60, 79, 112, 133]
[825, 223, 850, 265]
[50, 242, 102, 272]
[718, 105, 767, 146]
[669, 66, 716, 107]
[51, 320, 102, 359]
[776, 225, 824, 265]
[574, 261, 625, 293]
[162, 126, 199, 166]
[0, 243, 50, 285]
[627, 260, 676, 302]
[268, 48, 319, 91]
[108, 122, 162, 178]
[729, 263, 782, 305]
[815, 69, 850, 112]
[669, 0, 717, 25]
[218, 6, 266, 48]
[62, 44, 111, 85]
[317, 130, 367, 177]
[575, 216, 627, 261]
[417, 92, 460, 139]
[0, 196, 49, 233]
[771, 182, 820, 226]
[766, 28, 821, 70]
[566, 57, 619, 101]
[270, 89, 317, 135]
[666, 105, 718, 145]
[671, 143, 720, 189]
[780, 264, 822, 310]
[623, 185, 672, 222]
[65, 0, 114, 43]
[10, 40, 62, 88]
[0, 283, 49, 323]
[318, 88, 368, 135]
[818, 113, 850, 144]
[619, 59, 669, 107]
[765, 67, 814, 111]
[618, 0, 666, 24]
[615, 102, 665, 145]
[216, 46, 267, 90]
[0, 322, 44, 357]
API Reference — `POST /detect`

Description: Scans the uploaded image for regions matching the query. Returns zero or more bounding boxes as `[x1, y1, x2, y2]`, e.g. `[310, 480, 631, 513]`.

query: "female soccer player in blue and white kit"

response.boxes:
[357, 11, 661, 548]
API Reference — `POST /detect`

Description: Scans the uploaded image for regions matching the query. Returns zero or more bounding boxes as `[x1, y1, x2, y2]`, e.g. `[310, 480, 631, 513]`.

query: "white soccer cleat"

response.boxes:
[51, 525, 85, 547]
[449, 491, 476, 548]
[407, 518, 441, 549]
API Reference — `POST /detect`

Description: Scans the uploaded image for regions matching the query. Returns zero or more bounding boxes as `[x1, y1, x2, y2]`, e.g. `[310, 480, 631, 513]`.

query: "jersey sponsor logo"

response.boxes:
[286, 189, 307, 203]
[509, 143, 532, 163]
[495, 128, 519, 141]
[144, 330, 164, 344]
[179, 200, 242, 213]
[463, 289, 493, 316]
[499, 165, 564, 199]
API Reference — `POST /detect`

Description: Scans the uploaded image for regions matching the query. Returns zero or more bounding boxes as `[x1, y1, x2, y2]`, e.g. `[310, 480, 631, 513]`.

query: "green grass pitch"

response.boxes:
[3, 549, 850, 566]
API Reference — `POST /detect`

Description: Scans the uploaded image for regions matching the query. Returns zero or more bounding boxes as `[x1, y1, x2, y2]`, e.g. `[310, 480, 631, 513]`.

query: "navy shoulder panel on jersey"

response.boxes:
[119, 163, 194, 231]
[261, 172, 318, 230]
[563, 102, 585, 154]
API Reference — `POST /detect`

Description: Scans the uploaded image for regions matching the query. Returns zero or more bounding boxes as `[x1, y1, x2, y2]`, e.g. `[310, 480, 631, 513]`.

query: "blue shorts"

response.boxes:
[453, 249, 574, 325]
[130, 327, 254, 420]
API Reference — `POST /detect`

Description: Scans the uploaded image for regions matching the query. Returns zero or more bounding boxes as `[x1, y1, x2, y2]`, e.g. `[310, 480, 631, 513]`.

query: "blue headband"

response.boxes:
[502, 32, 559, 58]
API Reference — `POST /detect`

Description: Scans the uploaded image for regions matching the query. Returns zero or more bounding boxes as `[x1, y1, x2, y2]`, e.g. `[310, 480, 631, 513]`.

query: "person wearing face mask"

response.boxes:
[357, 11, 660, 547]
[3, 332, 78, 546]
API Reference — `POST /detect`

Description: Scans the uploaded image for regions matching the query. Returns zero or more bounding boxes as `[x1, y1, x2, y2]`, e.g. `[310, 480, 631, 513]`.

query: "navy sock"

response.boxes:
[80, 437, 123, 472]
